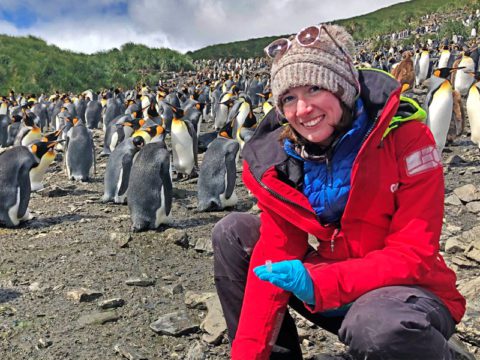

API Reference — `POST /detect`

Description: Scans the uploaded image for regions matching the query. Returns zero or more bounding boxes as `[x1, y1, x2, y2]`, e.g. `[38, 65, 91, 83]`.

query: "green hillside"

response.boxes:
[0, 0, 477, 93]
[0, 35, 194, 94]
[188, 0, 476, 60]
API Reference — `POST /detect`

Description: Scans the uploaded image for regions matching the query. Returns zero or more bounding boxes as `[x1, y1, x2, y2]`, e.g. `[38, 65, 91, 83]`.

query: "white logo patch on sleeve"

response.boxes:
[405, 145, 442, 176]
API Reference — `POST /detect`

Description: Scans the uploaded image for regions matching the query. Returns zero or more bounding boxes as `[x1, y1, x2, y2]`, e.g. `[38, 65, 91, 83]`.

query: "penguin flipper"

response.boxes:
[185, 120, 199, 167]
[224, 142, 240, 199]
[117, 153, 134, 196]
[17, 162, 32, 219]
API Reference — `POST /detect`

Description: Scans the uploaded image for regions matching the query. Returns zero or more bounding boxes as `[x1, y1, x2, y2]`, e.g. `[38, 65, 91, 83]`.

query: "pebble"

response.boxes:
[125, 278, 156, 287]
[66, 288, 103, 302]
[149, 311, 199, 336]
[98, 298, 125, 309]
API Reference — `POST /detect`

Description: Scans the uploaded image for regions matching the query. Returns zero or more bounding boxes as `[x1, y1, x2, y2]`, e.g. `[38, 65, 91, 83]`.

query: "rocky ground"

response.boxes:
[1, 102, 480, 360]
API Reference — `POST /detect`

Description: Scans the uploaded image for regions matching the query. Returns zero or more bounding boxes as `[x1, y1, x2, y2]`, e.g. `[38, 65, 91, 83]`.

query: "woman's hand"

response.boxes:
[254, 259, 315, 305]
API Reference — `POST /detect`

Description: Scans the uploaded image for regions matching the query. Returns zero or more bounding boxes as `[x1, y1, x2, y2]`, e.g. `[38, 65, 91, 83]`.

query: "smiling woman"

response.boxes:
[212, 23, 466, 360]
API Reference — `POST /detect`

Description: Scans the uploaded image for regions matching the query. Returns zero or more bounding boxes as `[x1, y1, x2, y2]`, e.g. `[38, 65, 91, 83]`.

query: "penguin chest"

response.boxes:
[429, 82, 453, 150]
[22, 129, 42, 146]
[467, 85, 480, 144]
[215, 105, 228, 129]
[154, 185, 170, 227]
[30, 152, 55, 191]
[171, 124, 194, 173]
[418, 56, 429, 77]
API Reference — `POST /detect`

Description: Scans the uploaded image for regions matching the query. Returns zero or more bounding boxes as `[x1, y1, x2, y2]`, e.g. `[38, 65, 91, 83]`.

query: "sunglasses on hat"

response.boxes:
[265, 24, 361, 99]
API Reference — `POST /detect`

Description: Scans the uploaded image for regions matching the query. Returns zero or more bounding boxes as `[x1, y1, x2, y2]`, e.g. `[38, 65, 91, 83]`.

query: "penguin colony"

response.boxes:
[1, 31, 480, 231]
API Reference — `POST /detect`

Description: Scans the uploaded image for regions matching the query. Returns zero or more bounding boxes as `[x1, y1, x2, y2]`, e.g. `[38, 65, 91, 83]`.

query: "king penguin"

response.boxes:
[454, 52, 476, 96]
[0, 141, 58, 227]
[103, 135, 145, 204]
[197, 133, 240, 211]
[169, 104, 198, 179]
[14, 113, 42, 146]
[466, 74, 480, 146]
[127, 139, 172, 232]
[65, 118, 95, 181]
[416, 49, 430, 87]
[29, 130, 63, 191]
[425, 67, 454, 153]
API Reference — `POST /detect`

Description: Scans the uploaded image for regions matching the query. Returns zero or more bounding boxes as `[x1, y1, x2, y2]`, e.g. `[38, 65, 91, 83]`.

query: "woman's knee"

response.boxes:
[338, 287, 453, 359]
[212, 212, 260, 256]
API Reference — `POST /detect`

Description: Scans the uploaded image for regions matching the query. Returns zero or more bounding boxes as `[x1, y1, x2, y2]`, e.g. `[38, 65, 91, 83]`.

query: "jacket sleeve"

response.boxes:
[305, 121, 445, 313]
[231, 197, 309, 359]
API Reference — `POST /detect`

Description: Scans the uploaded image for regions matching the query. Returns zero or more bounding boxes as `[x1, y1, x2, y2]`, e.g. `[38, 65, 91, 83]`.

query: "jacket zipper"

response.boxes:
[249, 116, 380, 253]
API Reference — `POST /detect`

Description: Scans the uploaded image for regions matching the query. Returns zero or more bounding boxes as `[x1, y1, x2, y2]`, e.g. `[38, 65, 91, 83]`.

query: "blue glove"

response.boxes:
[254, 260, 315, 305]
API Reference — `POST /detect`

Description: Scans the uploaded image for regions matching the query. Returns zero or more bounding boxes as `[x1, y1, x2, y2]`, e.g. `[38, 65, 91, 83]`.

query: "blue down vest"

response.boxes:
[284, 98, 372, 223]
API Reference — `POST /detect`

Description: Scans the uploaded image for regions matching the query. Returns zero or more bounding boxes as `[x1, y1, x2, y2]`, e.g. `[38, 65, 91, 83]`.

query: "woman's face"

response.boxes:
[281, 85, 343, 145]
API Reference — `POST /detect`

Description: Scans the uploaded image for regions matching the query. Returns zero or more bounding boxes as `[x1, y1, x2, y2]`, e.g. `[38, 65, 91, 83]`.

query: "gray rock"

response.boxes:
[66, 288, 103, 302]
[459, 277, 480, 300]
[201, 295, 227, 344]
[445, 194, 463, 206]
[454, 184, 480, 203]
[78, 310, 120, 327]
[184, 291, 216, 310]
[149, 310, 199, 336]
[466, 201, 480, 214]
[445, 236, 466, 254]
[445, 155, 467, 165]
[163, 229, 189, 248]
[36, 338, 53, 349]
[125, 277, 156, 287]
[194, 237, 213, 254]
[162, 283, 184, 296]
[460, 226, 480, 244]
[110, 232, 132, 248]
[451, 256, 479, 269]
[98, 298, 125, 309]
[186, 341, 206, 360]
[114, 343, 149, 360]
[465, 239, 480, 263]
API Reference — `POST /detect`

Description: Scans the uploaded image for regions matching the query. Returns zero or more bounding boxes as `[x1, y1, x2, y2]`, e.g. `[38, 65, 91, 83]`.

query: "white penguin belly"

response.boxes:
[30, 153, 55, 191]
[220, 170, 238, 208]
[215, 105, 228, 130]
[467, 86, 480, 145]
[7, 187, 22, 226]
[114, 168, 126, 203]
[455, 71, 472, 96]
[429, 90, 453, 152]
[172, 130, 194, 174]
[155, 185, 170, 227]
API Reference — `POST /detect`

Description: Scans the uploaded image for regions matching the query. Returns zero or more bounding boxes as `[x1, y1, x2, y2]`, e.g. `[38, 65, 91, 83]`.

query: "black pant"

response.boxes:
[213, 212, 456, 360]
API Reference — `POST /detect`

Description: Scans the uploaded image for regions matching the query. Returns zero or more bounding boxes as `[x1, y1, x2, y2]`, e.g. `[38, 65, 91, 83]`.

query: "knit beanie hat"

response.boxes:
[271, 24, 359, 110]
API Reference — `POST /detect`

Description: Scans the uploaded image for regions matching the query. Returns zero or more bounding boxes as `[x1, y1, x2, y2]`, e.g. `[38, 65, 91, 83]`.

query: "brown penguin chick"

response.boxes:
[447, 90, 465, 143]
[391, 51, 415, 91]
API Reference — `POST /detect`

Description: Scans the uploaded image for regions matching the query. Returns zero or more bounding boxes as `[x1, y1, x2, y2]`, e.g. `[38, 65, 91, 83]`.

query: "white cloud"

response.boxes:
[0, 0, 408, 54]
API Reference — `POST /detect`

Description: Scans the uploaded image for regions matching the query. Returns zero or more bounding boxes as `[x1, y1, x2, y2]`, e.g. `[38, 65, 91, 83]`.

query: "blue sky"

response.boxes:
[0, 0, 407, 54]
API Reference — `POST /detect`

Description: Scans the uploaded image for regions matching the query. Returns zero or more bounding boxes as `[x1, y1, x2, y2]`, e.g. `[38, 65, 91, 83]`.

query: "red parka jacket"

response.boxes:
[232, 69, 466, 359]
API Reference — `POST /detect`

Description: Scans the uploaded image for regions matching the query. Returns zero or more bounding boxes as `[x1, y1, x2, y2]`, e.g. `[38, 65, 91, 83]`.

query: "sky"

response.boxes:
[0, 0, 408, 54]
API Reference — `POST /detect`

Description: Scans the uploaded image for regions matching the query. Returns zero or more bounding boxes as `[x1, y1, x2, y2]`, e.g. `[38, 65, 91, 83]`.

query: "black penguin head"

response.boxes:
[29, 140, 59, 161]
[11, 114, 22, 123]
[164, 102, 184, 119]
[218, 120, 234, 139]
[23, 112, 36, 127]
[41, 127, 64, 142]
[132, 136, 145, 149]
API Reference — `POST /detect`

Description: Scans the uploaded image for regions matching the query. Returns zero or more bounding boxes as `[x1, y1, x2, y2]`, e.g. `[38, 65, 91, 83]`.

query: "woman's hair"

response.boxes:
[279, 101, 354, 146]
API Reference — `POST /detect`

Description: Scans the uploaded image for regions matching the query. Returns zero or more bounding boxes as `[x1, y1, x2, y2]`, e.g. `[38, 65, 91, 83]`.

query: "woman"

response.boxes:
[212, 24, 465, 360]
